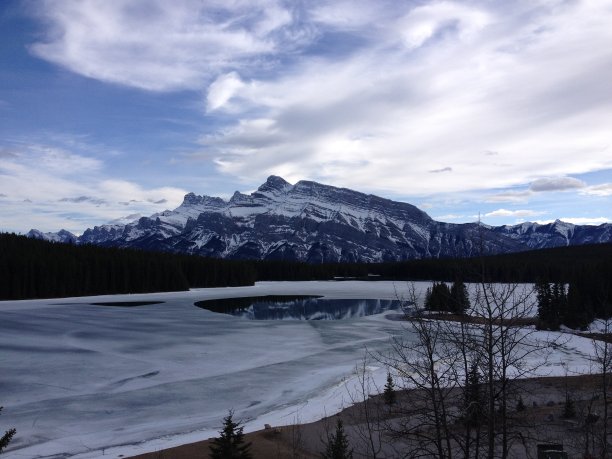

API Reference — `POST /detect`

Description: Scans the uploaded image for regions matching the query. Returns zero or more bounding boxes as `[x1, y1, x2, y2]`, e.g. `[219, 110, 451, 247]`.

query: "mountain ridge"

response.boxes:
[28, 176, 612, 262]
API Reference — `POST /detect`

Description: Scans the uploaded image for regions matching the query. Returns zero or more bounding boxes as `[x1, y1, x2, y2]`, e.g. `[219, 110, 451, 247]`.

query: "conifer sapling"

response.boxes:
[209, 410, 252, 459]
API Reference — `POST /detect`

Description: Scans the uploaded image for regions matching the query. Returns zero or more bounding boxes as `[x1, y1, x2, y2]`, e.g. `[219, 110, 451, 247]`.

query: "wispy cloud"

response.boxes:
[433, 213, 467, 221]
[201, 1, 612, 195]
[485, 209, 546, 218]
[59, 196, 106, 205]
[28, 1, 612, 197]
[12, 0, 612, 231]
[207, 72, 247, 112]
[0, 148, 18, 158]
[429, 167, 453, 174]
[486, 176, 590, 203]
[529, 177, 586, 192]
[29, 0, 300, 91]
[484, 190, 532, 203]
[582, 183, 612, 197]
[537, 217, 611, 226]
[0, 142, 186, 233]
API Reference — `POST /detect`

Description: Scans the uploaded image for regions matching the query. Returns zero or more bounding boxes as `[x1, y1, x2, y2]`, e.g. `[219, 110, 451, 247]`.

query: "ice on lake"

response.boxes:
[0, 281, 597, 458]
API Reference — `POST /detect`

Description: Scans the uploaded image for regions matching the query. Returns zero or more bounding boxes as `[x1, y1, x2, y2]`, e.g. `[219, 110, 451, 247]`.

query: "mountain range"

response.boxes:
[28, 176, 612, 263]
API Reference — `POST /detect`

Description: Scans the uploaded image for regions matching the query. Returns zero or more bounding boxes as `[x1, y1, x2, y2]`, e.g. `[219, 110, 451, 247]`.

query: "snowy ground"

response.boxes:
[0, 281, 598, 459]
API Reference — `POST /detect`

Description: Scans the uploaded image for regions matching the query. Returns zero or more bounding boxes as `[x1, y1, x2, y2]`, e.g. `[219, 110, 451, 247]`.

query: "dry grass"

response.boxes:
[128, 373, 612, 459]
[419, 312, 539, 327]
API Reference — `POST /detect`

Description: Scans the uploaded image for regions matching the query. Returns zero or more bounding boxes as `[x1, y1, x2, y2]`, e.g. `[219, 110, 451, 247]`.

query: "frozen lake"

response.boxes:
[0, 281, 597, 458]
[0, 281, 426, 458]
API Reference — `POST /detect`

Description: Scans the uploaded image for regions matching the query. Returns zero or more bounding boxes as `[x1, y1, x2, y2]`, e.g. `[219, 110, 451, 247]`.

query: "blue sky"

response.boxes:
[1, 0, 611, 234]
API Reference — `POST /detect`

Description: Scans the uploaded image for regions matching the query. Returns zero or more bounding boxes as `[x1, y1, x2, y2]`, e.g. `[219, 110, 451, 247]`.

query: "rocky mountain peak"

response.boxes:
[257, 175, 293, 194]
[181, 192, 203, 207]
[181, 192, 226, 209]
[26, 176, 612, 262]
[28, 228, 77, 243]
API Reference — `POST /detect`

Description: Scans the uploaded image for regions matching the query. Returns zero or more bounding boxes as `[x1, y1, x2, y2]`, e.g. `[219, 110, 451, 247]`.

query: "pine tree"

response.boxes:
[0, 406, 16, 454]
[322, 419, 353, 459]
[209, 411, 252, 459]
[383, 372, 396, 406]
[536, 281, 556, 330]
[516, 396, 526, 412]
[450, 279, 470, 314]
[425, 282, 452, 312]
[464, 363, 482, 427]
[551, 282, 566, 328]
[565, 282, 593, 330]
[562, 394, 576, 419]
[424, 287, 432, 310]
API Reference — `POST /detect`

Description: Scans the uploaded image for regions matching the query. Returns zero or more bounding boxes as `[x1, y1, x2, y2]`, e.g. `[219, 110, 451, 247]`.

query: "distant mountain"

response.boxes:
[27, 228, 78, 244]
[28, 176, 612, 262]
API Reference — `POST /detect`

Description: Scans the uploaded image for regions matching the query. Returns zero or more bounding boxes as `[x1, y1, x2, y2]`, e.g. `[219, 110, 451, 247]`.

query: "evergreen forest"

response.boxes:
[1, 233, 611, 308]
[0, 233, 256, 300]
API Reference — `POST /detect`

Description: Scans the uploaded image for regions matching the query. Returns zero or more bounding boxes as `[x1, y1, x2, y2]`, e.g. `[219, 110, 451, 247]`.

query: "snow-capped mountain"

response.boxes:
[28, 176, 612, 262]
[27, 228, 78, 244]
[492, 220, 612, 249]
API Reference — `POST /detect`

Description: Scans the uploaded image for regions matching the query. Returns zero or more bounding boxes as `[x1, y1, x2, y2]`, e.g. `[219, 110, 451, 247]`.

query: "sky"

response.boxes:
[1, 0, 611, 235]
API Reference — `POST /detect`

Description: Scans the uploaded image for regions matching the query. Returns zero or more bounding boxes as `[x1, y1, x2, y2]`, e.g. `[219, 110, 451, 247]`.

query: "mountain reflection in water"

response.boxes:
[194, 295, 407, 320]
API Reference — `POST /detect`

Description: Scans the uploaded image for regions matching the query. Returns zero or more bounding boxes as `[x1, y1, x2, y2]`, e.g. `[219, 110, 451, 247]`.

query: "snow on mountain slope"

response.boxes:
[29, 176, 612, 262]
[27, 228, 77, 244]
[493, 219, 612, 249]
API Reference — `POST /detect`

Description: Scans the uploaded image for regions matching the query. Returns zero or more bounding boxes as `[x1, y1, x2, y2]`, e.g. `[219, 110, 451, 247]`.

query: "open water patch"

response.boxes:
[194, 295, 407, 320]
[90, 301, 165, 307]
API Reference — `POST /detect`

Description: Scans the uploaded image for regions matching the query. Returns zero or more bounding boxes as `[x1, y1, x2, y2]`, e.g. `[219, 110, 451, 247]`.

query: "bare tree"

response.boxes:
[591, 314, 612, 458]
[381, 277, 557, 459]
[344, 353, 385, 458]
[439, 317, 483, 459]
[288, 412, 305, 459]
[381, 283, 461, 458]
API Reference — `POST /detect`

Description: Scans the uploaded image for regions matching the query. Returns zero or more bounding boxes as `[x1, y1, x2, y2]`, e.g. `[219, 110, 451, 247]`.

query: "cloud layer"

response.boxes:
[30, 0, 301, 91]
[14, 0, 612, 229]
[0, 143, 186, 233]
[30, 1, 612, 195]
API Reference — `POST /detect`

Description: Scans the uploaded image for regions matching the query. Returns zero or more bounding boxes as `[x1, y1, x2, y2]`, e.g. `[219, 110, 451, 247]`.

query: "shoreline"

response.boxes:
[128, 373, 608, 459]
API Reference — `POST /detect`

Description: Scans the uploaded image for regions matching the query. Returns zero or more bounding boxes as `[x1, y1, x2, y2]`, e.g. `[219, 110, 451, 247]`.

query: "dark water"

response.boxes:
[90, 301, 165, 307]
[194, 295, 407, 320]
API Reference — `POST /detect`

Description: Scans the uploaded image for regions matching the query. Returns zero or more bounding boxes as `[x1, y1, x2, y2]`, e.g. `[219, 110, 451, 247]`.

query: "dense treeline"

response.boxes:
[424, 280, 470, 314]
[536, 278, 612, 330]
[0, 233, 256, 300]
[252, 244, 612, 285]
[370, 243, 612, 284]
[252, 259, 369, 281]
[253, 244, 612, 327]
[2, 232, 611, 303]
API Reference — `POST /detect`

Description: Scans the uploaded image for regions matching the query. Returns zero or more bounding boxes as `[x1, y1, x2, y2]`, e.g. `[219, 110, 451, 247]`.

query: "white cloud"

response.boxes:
[582, 183, 612, 197]
[485, 176, 589, 204]
[537, 217, 611, 226]
[485, 209, 546, 218]
[398, 1, 490, 50]
[429, 167, 453, 174]
[26, 0, 612, 200]
[0, 143, 186, 233]
[207, 72, 246, 111]
[529, 177, 586, 192]
[200, 1, 612, 195]
[29, 0, 297, 91]
[484, 190, 532, 203]
[433, 214, 467, 221]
